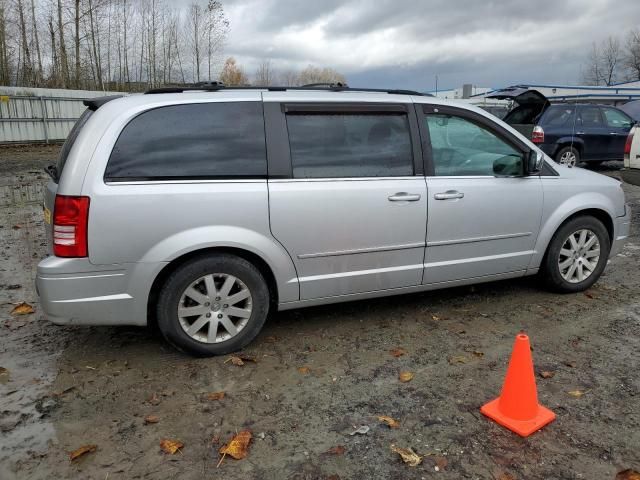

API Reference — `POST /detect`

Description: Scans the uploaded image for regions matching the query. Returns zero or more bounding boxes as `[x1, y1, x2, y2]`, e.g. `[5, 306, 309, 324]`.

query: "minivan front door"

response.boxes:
[265, 100, 427, 300]
[420, 106, 543, 283]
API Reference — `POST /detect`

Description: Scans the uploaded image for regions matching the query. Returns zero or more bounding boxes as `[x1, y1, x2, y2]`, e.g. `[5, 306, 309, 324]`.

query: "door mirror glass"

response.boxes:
[493, 155, 524, 176]
[527, 150, 545, 174]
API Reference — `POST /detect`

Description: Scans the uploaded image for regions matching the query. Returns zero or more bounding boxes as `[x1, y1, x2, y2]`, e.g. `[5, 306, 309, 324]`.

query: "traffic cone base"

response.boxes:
[481, 397, 556, 437]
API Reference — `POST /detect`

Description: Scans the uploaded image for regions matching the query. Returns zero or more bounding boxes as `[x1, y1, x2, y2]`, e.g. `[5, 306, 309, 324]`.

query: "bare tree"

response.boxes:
[219, 56, 247, 85]
[279, 69, 299, 86]
[254, 59, 275, 86]
[0, 0, 10, 84]
[601, 36, 622, 86]
[624, 29, 640, 81]
[298, 65, 347, 85]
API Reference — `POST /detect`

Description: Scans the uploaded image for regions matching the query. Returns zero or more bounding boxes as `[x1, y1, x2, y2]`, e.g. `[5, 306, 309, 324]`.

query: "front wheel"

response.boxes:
[541, 216, 610, 292]
[156, 254, 270, 356]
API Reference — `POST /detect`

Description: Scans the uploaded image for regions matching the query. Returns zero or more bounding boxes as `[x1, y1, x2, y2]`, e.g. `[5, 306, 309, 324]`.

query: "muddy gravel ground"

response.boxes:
[1, 145, 639, 480]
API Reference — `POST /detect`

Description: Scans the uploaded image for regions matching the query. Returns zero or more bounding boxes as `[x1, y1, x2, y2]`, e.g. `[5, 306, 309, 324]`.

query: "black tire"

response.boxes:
[156, 254, 270, 356]
[541, 216, 610, 293]
[555, 146, 580, 166]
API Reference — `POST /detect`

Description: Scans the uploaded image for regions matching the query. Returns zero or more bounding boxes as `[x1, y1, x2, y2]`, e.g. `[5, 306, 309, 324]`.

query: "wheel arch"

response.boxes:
[532, 205, 615, 270]
[147, 247, 281, 330]
[555, 139, 584, 157]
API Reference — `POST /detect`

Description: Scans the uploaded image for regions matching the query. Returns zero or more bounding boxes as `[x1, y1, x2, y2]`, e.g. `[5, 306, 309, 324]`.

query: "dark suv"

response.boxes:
[488, 87, 635, 166]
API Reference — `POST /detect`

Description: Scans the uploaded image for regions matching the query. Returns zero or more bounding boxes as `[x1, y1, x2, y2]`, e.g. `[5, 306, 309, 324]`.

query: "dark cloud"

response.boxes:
[212, 0, 640, 89]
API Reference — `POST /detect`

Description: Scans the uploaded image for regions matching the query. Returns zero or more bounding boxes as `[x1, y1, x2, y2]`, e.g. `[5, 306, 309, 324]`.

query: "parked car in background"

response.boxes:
[488, 87, 635, 166]
[622, 125, 640, 186]
[37, 86, 630, 356]
[619, 100, 640, 122]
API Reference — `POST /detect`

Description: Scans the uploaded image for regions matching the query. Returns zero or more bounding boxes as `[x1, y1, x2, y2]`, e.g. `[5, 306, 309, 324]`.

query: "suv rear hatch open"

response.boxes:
[487, 86, 550, 138]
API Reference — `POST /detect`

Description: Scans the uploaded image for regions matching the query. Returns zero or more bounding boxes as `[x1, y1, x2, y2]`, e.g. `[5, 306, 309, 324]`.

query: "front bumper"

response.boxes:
[610, 203, 631, 257]
[36, 257, 164, 326]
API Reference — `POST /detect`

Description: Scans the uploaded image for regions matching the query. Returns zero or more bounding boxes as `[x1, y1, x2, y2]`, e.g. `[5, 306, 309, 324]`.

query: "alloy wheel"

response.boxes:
[177, 273, 252, 343]
[557, 229, 601, 283]
[559, 150, 577, 167]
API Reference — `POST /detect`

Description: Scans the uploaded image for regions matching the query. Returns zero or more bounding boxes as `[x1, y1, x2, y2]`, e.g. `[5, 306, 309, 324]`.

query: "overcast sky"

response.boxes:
[209, 0, 640, 91]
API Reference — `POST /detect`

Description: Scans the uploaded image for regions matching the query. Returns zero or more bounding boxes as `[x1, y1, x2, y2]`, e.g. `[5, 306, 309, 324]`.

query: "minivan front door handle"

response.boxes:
[388, 192, 421, 202]
[434, 190, 464, 200]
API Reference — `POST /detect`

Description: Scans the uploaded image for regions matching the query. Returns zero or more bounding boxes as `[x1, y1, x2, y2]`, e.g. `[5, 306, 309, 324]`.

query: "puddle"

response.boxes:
[0, 173, 60, 470]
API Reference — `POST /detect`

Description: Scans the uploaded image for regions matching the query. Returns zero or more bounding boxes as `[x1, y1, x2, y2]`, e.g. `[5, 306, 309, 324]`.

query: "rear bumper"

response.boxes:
[611, 204, 631, 257]
[36, 257, 164, 326]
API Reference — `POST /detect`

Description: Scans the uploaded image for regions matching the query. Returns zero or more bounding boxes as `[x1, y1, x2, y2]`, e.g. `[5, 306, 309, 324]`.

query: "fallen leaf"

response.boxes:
[399, 371, 414, 383]
[297, 366, 311, 374]
[584, 291, 596, 299]
[568, 389, 585, 397]
[144, 415, 159, 424]
[160, 439, 183, 454]
[349, 425, 370, 435]
[206, 391, 225, 401]
[265, 336, 278, 343]
[539, 370, 555, 379]
[226, 354, 257, 366]
[51, 386, 75, 397]
[377, 415, 400, 429]
[69, 444, 97, 461]
[616, 469, 640, 480]
[12, 225, 21, 230]
[471, 350, 484, 357]
[325, 445, 346, 455]
[448, 355, 467, 364]
[219, 430, 252, 460]
[390, 445, 422, 466]
[390, 348, 407, 358]
[148, 393, 161, 405]
[430, 314, 440, 321]
[497, 473, 517, 480]
[434, 455, 448, 470]
[11, 302, 34, 315]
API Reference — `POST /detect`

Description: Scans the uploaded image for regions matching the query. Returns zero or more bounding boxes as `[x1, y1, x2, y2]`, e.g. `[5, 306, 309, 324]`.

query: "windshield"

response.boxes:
[55, 109, 93, 182]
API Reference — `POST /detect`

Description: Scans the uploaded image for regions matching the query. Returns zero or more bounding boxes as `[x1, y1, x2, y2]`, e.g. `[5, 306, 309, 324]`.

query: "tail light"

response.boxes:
[531, 125, 545, 144]
[53, 195, 90, 257]
[624, 130, 634, 159]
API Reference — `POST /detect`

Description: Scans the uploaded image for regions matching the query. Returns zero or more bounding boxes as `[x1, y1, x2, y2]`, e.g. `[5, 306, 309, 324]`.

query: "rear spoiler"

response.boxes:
[83, 95, 123, 111]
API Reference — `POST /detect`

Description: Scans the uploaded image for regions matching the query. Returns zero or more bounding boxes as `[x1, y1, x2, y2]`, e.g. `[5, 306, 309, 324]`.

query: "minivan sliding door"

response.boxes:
[264, 98, 427, 301]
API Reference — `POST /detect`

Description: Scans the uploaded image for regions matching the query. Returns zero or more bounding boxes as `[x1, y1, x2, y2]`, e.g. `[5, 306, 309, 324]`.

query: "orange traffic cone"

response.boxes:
[480, 333, 555, 437]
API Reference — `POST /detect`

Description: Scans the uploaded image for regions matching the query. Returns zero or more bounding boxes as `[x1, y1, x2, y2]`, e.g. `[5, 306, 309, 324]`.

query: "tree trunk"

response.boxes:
[48, 18, 59, 86]
[74, 0, 80, 88]
[57, 0, 69, 87]
[30, 0, 43, 84]
[17, 0, 33, 85]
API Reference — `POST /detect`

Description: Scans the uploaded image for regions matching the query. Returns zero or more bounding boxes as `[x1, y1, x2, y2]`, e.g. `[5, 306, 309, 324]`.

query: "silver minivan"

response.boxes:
[37, 86, 631, 356]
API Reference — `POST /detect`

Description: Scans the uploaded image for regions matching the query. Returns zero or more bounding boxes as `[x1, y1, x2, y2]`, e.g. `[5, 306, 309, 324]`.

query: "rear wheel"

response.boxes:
[555, 146, 580, 167]
[541, 216, 610, 292]
[156, 254, 270, 356]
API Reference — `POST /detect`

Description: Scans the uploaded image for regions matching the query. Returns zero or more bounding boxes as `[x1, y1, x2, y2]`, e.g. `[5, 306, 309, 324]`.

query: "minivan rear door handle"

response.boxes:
[434, 190, 464, 200]
[388, 192, 421, 202]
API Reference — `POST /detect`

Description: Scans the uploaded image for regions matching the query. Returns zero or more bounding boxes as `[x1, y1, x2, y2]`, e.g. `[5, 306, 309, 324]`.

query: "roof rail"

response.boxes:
[144, 84, 432, 97]
[301, 82, 348, 88]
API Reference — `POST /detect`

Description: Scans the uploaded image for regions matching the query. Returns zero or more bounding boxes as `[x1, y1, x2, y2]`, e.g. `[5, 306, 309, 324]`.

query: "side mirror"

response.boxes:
[527, 150, 544, 175]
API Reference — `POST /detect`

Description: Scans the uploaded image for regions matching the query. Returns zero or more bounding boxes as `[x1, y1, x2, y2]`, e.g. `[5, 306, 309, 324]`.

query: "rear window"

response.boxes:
[540, 106, 576, 127]
[105, 102, 266, 181]
[56, 109, 93, 181]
